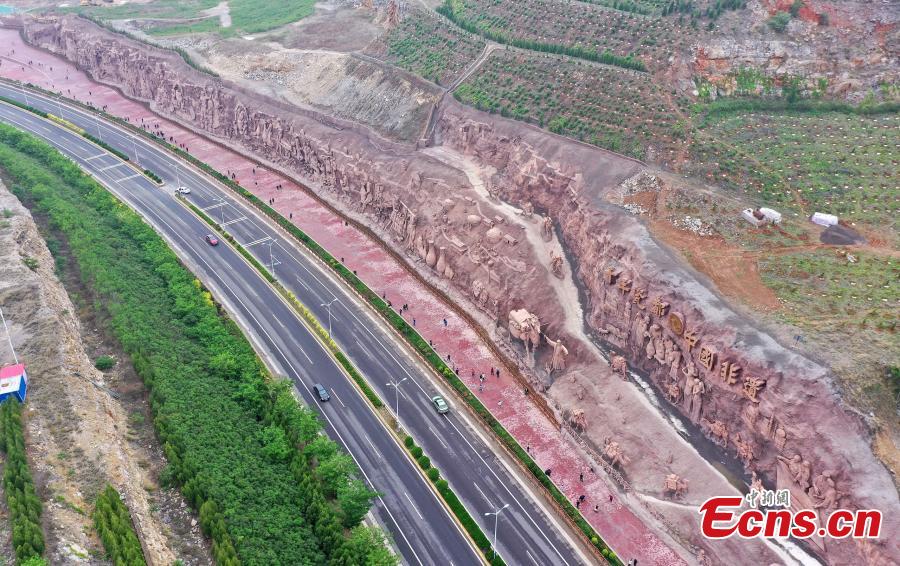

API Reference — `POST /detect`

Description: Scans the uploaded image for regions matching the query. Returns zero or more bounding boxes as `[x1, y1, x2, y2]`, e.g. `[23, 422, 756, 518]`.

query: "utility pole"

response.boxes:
[131, 136, 141, 168]
[0, 306, 18, 365]
[321, 298, 338, 338]
[266, 241, 275, 277]
[485, 503, 510, 560]
[386, 377, 408, 419]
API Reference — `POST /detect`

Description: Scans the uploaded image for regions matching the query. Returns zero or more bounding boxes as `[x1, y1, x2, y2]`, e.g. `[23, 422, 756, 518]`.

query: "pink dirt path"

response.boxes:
[0, 28, 685, 565]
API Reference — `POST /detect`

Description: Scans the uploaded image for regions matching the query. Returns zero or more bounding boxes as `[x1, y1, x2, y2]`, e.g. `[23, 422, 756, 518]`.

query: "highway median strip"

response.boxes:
[0, 93, 163, 186]
[2, 81, 620, 564]
[183, 197, 504, 565]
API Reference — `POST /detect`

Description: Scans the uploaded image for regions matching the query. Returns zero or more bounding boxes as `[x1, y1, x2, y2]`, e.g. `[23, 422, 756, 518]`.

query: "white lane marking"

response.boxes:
[473, 482, 493, 507]
[276, 317, 287, 329]
[85, 153, 106, 161]
[526, 549, 540, 565]
[404, 492, 425, 521]
[119, 173, 142, 181]
[221, 216, 246, 227]
[98, 162, 127, 171]
[332, 389, 346, 408]
[296, 276, 312, 293]
[429, 425, 449, 450]
[202, 201, 227, 211]
[0, 102, 476, 566]
[245, 236, 272, 247]
[365, 435, 381, 459]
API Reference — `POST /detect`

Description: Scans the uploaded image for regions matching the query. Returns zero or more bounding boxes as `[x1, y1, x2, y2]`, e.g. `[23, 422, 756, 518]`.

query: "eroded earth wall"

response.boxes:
[436, 99, 900, 564]
[18, 14, 899, 565]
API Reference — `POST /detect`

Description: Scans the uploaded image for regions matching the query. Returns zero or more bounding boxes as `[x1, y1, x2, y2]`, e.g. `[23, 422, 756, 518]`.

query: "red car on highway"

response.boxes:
[205, 234, 219, 246]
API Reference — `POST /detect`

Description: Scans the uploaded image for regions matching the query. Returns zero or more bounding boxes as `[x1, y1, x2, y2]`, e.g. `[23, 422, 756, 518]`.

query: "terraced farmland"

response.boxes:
[689, 109, 900, 227]
[454, 50, 684, 160]
[366, 8, 485, 86]
[438, 0, 689, 70]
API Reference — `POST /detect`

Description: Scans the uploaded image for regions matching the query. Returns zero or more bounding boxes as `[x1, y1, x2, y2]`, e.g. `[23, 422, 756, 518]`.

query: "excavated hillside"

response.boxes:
[0, 179, 211, 565]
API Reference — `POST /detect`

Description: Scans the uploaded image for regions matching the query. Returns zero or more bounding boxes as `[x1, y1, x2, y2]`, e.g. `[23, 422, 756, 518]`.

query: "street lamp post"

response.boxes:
[484, 503, 510, 560]
[321, 298, 338, 338]
[386, 377, 408, 419]
[131, 136, 141, 168]
[266, 241, 276, 277]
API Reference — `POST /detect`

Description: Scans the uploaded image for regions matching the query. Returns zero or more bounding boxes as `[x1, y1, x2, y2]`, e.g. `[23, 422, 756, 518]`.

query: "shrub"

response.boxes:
[417, 455, 431, 470]
[94, 355, 116, 371]
[93, 485, 147, 566]
[0, 401, 45, 563]
[404, 436, 415, 448]
[426, 467, 440, 482]
[768, 12, 791, 33]
[410, 446, 423, 459]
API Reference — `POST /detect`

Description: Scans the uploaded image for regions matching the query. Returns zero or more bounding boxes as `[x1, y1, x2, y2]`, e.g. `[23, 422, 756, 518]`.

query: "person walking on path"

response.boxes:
[579, 472, 584, 482]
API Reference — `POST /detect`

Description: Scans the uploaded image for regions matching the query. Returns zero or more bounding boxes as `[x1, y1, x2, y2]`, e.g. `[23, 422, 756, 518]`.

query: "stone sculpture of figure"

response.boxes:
[702, 418, 729, 447]
[545, 336, 569, 373]
[645, 324, 659, 361]
[611, 355, 628, 379]
[777, 454, 811, 492]
[667, 347, 682, 381]
[665, 380, 681, 404]
[522, 201, 534, 218]
[570, 408, 587, 432]
[508, 309, 541, 355]
[549, 250, 564, 279]
[405, 214, 418, 250]
[603, 437, 630, 469]
[683, 376, 705, 421]
[732, 433, 754, 466]
[540, 216, 553, 242]
[750, 471, 764, 494]
[663, 473, 689, 498]
[652, 326, 666, 364]
[810, 471, 843, 511]
[631, 314, 650, 356]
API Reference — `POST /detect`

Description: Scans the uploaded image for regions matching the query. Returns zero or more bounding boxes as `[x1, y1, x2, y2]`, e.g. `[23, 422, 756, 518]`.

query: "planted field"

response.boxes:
[690, 109, 900, 226]
[761, 250, 897, 332]
[76, 0, 316, 37]
[438, 0, 688, 70]
[454, 50, 683, 160]
[366, 8, 485, 86]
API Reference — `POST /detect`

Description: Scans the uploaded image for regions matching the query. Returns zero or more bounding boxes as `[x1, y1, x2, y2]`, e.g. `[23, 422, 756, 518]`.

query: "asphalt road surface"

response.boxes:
[0, 85, 592, 566]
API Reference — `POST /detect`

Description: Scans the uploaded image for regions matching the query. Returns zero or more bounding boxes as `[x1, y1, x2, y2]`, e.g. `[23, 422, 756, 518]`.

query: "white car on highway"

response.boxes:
[176, 186, 191, 194]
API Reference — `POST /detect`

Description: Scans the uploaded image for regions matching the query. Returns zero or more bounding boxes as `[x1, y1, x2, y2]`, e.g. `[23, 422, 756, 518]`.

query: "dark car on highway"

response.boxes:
[314, 384, 331, 402]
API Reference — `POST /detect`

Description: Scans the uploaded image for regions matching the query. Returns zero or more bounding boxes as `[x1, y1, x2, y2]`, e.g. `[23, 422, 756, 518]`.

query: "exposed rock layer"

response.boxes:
[18, 14, 899, 565]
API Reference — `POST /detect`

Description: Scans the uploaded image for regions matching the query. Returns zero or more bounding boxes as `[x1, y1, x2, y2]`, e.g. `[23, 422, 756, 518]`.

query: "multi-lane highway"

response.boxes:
[0, 83, 593, 566]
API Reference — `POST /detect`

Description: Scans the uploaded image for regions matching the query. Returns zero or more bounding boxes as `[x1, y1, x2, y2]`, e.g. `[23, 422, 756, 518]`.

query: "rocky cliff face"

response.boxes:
[692, 0, 898, 101]
[437, 100, 899, 565]
[19, 14, 898, 564]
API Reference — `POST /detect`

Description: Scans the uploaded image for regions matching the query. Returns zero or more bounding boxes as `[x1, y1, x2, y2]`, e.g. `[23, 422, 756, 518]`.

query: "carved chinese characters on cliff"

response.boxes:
[698, 345, 716, 372]
[720, 360, 741, 385]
